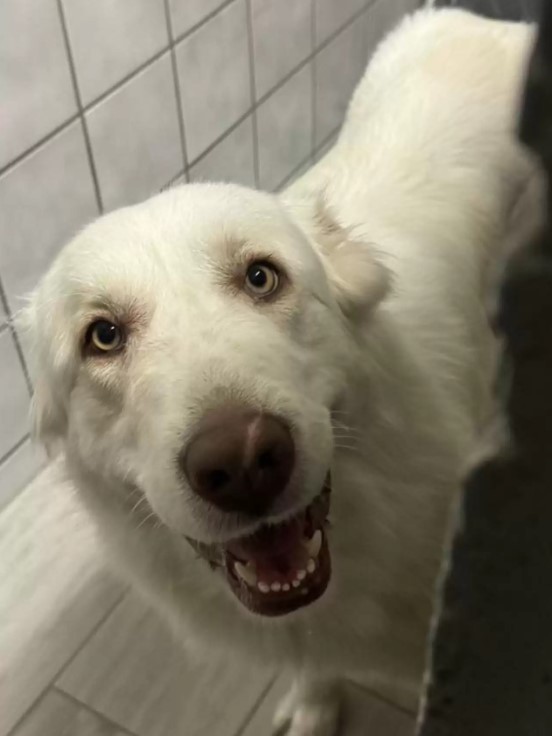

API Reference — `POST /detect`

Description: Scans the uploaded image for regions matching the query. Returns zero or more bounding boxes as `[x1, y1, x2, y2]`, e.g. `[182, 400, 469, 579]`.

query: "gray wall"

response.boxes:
[0, 0, 418, 509]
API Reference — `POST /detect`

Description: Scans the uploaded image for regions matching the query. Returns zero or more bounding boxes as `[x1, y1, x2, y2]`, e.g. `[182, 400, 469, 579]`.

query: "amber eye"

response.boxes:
[86, 320, 124, 353]
[244, 262, 280, 298]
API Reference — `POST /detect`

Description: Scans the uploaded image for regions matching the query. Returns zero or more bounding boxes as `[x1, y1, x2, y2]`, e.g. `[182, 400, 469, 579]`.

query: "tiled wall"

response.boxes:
[0, 0, 419, 509]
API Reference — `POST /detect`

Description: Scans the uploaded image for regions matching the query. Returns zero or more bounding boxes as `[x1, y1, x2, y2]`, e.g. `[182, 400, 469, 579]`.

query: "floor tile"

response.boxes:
[59, 592, 274, 736]
[241, 676, 415, 736]
[11, 689, 128, 736]
[0, 464, 124, 736]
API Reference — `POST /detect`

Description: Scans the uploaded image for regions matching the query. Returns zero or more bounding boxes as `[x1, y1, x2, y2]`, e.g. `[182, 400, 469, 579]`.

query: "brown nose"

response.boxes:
[182, 408, 295, 515]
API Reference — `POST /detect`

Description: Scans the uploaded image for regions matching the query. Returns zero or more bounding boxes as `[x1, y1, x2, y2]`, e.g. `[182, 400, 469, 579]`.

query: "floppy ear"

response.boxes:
[17, 294, 70, 457]
[314, 202, 391, 319]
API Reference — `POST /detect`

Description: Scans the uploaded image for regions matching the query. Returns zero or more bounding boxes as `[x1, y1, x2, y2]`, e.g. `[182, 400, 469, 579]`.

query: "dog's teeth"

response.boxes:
[292, 580, 300, 588]
[282, 583, 290, 591]
[306, 530, 322, 558]
[258, 581, 270, 593]
[235, 561, 257, 587]
[271, 582, 282, 592]
[307, 558, 316, 575]
[296, 569, 307, 581]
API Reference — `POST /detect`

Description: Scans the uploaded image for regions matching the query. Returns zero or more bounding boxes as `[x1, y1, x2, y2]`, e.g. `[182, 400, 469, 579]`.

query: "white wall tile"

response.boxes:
[0, 0, 76, 169]
[314, 0, 366, 44]
[0, 439, 46, 512]
[251, 0, 312, 100]
[87, 54, 182, 211]
[189, 116, 255, 187]
[0, 123, 98, 313]
[0, 329, 29, 461]
[169, 0, 226, 39]
[257, 65, 313, 191]
[62, 0, 168, 105]
[315, 12, 368, 145]
[176, 0, 251, 161]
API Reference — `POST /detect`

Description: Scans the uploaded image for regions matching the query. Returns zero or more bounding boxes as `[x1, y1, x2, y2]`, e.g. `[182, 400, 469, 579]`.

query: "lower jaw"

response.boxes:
[225, 527, 332, 617]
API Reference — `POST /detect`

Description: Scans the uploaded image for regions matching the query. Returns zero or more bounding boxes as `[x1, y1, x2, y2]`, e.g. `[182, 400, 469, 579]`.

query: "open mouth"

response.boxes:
[187, 479, 332, 616]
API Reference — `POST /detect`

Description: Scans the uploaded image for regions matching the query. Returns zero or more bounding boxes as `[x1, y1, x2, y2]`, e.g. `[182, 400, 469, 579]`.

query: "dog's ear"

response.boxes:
[17, 295, 70, 457]
[314, 201, 391, 319]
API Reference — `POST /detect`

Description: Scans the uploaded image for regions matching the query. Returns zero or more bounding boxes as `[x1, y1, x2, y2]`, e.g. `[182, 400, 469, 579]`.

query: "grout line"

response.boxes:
[1, 0, 372, 182]
[233, 675, 278, 736]
[350, 679, 417, 717]
[53, 687, 139, 736]
[0, 113, 80, 179]
[310, 0, 317, 162]
[245, 0, 260, 188]
[0, 433, 30, 468]
[56, 0, 104, 213]
[172, 0, 237, 47]
[5, 591, 127, 736]
[164, 0, 190, 182]
[0, 276, 33, 392]
[274, 124, 341, 193]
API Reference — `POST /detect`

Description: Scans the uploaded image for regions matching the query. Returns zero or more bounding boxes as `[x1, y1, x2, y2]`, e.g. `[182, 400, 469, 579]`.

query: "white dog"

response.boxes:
[24, 9, 539, 736]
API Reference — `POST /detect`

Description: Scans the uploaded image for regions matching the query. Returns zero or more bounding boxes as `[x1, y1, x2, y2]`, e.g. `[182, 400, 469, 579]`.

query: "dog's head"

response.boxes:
[25, 183, 389, 616]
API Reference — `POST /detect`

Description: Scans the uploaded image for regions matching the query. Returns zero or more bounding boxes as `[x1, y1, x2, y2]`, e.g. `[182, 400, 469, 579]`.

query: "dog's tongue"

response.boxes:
[226, 517, 310, 576]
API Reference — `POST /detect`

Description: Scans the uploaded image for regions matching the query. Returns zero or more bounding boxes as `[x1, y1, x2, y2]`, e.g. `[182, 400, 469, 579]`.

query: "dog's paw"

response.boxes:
[272, 681, 341, 736]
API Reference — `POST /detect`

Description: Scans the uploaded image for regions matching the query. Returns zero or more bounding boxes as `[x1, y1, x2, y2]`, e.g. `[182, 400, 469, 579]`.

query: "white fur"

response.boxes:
[23, 9, 540, 734]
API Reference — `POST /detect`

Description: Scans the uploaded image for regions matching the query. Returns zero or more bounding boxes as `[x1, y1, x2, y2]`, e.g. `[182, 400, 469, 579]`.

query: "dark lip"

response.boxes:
[184, 477, 332, 617]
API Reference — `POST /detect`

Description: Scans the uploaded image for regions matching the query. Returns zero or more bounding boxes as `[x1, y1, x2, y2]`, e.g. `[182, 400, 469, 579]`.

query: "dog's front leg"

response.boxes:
[272, 673, 341, 736]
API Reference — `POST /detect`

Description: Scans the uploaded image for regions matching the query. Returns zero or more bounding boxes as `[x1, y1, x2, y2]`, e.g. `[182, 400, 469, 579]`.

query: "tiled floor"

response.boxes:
[1, 465, 415, 736]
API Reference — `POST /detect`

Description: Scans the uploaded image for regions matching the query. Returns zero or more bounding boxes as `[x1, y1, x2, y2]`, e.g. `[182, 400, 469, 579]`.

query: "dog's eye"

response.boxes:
[86, 320, 124, 353]
[244, 262, 279, 298]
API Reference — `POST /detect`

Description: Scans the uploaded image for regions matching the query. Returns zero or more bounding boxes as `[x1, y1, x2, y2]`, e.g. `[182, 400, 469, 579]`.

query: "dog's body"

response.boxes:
[26, 9, 540, 735]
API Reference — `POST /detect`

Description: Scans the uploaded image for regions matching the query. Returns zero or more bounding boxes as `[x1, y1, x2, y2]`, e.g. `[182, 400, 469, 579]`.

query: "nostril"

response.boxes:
[257, 448, 277, 470]
[205, 468, 231, 492]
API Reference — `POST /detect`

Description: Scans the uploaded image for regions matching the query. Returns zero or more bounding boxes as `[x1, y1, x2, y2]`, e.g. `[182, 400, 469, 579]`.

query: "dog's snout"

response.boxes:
[182, 408, 295, 515]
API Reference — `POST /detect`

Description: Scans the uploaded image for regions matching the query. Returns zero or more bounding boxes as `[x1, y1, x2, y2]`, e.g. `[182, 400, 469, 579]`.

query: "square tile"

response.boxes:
[176, 0, 251, 161]
[169, 0, 227, 39]
[59, 593, 274, 736]
[0, 122, 99, 314]
[62, 0, 168, 105]
[315, 12, 368, 145]
[276, 155, 313, 192]
[0, 0, 76, 169]
[0, 464, 124, 735]
[0, 329, 30, 461]
[314, 0, 367, 44]
[87, 54, 182, 211]
[0, 438, 45, 512]
[189, 116, 255, 187]
[257, 65, 313, 191]
[12, 689, 126, 736]
[251, 0, 312, 100]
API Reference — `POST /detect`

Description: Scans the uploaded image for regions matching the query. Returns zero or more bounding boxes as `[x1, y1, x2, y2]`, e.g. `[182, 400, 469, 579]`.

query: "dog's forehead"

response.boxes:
[57, 183, 324, 303]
